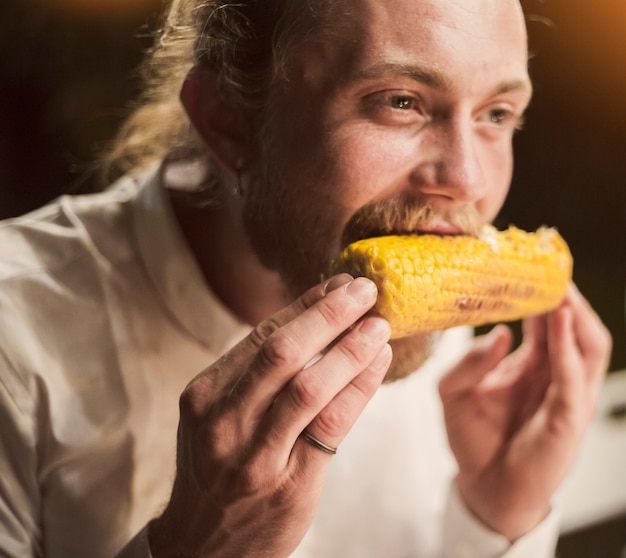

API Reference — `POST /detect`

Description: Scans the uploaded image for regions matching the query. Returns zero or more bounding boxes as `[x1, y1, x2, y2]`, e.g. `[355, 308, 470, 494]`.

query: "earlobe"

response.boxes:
[180, 66, 252, 172]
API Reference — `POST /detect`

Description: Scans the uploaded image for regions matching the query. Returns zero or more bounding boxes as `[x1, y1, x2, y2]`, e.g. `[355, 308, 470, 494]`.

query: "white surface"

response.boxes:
[558, 369, 626, 533]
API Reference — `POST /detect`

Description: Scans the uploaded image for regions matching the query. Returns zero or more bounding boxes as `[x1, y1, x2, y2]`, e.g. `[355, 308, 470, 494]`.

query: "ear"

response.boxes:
[180, 66, 252, 172]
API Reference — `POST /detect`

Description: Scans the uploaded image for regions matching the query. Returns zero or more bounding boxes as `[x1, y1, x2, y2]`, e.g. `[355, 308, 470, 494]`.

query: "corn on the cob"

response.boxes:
[330, 226, 573, 338]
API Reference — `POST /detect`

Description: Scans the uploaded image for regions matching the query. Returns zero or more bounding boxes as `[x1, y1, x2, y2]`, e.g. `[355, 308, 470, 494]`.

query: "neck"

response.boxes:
[169, 191, 290, 326]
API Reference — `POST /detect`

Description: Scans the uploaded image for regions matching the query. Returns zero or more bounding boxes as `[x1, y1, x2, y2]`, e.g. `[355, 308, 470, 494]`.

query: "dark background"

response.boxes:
[0, 0, 624, 371]
[0, 1, 625, 556]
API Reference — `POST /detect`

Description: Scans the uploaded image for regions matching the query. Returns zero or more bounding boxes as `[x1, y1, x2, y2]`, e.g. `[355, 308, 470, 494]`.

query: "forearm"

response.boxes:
[439, 482, 561, 558]
[456, 470, 553, 542]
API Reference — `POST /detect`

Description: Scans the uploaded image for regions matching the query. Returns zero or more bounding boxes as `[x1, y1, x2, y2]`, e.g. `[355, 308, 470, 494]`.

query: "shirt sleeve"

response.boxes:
[115, 526, 153, 558]
[0, 353, 42, 557]
[439, 482, 561, 558]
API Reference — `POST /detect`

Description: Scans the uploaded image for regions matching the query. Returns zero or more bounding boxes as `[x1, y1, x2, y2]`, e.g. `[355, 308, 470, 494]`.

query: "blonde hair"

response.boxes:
[102, 0, 339, 191]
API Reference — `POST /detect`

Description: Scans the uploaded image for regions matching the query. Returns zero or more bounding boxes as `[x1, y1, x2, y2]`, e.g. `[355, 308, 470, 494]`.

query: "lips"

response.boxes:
[340, 197, 482, 250]
[414, 221, 465, 236]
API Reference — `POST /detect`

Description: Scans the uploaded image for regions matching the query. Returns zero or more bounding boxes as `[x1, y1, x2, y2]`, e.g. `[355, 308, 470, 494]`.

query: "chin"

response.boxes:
[384, 331, 443, 383]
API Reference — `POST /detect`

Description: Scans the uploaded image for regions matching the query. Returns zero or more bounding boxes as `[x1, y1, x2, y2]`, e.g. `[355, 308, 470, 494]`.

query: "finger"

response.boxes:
[522, 313, 547, 349]
[260, 315, 391, 459]
[517, 314, 548, 380]
[299, 341, 393, 460]
[178, 274, 364, 465]
[235, 277, 380, 419]
[546, 286, 610, 414]
[542, 302, 595, 433]
[516, 314, 552, 389]
[245, 272, 355, 355]
[546, 303, 581, 392]
[198, 274, 355, 394]
[439, 325, 512, 397]
[566, 284, 612, 380]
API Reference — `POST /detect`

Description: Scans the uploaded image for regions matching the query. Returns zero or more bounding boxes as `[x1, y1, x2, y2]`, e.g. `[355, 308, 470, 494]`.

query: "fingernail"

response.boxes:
[346, 277, 378, 305]
[369, 343, 393, 372]
[359, 316, 391, 341]
[323, 273, 353, 294]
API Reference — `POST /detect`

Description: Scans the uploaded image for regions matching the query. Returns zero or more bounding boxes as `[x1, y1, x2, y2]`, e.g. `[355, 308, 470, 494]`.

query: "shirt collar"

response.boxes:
[130, 163, 250, 353]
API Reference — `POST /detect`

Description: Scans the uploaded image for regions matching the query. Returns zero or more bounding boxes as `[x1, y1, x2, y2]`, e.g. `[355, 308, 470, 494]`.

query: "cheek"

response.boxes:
[328, 127, 413, 203]
[478, 142, 514, 221]
[276, 127, 403, 227]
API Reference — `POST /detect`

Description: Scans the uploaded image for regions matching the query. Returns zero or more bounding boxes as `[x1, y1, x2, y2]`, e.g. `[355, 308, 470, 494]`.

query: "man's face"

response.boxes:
[242, 0, 531, 377]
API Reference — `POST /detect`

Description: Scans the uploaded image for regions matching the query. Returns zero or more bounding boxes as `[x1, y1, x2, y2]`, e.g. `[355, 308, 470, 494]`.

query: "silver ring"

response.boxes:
[302, 430, 337, 455]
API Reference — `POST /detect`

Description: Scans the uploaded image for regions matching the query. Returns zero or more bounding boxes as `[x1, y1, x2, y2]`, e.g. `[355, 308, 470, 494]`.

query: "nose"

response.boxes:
[411, 118, 487, 206]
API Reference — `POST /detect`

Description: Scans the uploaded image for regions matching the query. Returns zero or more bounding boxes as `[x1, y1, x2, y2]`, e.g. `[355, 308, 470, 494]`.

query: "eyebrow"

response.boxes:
[490, 79, 533, 98]
[356, 61, 533, 98]
[357, 61, 451, 89]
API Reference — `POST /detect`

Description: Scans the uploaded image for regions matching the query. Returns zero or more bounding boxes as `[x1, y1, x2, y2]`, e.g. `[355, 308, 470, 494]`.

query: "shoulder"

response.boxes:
[0, 172, 144, 283]
[0, 171, 152, 372]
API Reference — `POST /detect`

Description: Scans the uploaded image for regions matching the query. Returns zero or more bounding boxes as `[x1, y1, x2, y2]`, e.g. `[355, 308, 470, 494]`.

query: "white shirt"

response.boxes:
[0, 165, 560, 557]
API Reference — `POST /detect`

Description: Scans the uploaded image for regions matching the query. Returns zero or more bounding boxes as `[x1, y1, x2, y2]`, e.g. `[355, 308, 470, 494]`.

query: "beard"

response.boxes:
[241, 136, 482, 382]
[386, 331, 443, 382]
[241, 134, 344, 300]
[342, 196, 484, 247]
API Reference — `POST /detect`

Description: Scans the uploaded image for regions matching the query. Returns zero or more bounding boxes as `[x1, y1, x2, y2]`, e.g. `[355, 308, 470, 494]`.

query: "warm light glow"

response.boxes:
[538, 2, 626, 113]
[25, 0, 161, 20]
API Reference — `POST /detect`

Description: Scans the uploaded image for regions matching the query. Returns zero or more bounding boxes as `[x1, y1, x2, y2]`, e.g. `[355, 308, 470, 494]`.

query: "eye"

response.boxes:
[362, 90, 426, 126]
[389, 95, 416, 110]
[489, 109, 509, 125]
[364, 90, 421, 113]
[480, 106, 526, 132]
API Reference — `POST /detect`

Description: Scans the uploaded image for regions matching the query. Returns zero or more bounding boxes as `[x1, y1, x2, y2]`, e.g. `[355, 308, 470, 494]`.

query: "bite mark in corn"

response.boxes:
[330, 226, 573, 338]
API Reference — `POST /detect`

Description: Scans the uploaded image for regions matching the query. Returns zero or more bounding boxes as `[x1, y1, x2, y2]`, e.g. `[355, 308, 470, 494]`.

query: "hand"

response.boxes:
[148, 274, 392, 558]
[439, 284, 612, 541]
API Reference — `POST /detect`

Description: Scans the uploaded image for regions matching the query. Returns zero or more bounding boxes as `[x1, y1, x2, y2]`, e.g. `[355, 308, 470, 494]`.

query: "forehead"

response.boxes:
[284, 0, 529, 95]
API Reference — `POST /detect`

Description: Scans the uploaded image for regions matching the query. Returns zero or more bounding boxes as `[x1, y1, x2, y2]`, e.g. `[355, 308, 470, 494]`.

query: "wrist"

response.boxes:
[148, 514, 194, 558]
[148, 499, 208, 558]
[456, 474, 551, 542]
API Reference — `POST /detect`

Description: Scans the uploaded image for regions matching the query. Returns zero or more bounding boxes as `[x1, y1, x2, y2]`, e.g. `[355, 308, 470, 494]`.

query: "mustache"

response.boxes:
[341, 197, 484, 248]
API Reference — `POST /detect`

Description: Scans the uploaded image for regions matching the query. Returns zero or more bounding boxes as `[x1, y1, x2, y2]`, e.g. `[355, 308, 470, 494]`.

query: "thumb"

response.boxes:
[439, 325, 512, 396]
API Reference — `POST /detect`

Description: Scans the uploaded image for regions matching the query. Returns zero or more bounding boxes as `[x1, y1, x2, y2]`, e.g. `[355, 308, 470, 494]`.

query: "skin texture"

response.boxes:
[244, 0, 530, 295]
[152, 0, 613, 554]
[150, 275, 393, 557]
[439, 284, 610, 539]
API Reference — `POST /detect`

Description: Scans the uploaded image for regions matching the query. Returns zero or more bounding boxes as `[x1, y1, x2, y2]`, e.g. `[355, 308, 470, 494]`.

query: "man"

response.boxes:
[0, 0, 611, 557]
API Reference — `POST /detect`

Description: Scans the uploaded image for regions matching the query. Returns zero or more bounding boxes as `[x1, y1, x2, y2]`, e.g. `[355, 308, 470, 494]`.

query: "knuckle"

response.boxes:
[298, 282, 327, 309]
[179, 382, 204, 419]
[601, 327, 613, 353]
[178, 388, 235, 461]
[237, 460, 267, 494]
[204, 411, 232, 444]
[259, 331, 303, 370]
[250, 318, 307, 372]
[249, 316, 282, 348]
[237, 449, 286, 496]
[335, 335, 369, 369]
[179, 373, 221, 418]
[588, 327, 613, 371]
[287, 373, 324, 410]
[315, 298, 348, 329]
[350, 367, 382, 398]
[199, 411, 236, 463]
[316, 405, 348, 438]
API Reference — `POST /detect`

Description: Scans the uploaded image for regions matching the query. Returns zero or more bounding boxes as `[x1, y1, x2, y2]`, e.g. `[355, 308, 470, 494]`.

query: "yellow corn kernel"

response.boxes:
[329, 226, 573, 338]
